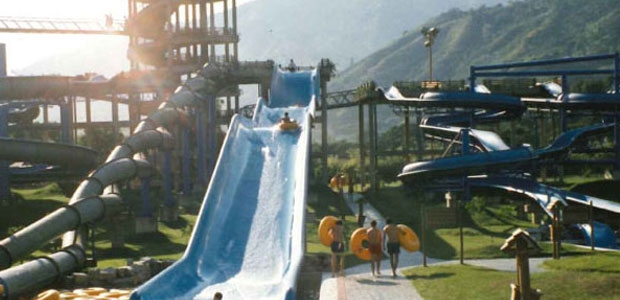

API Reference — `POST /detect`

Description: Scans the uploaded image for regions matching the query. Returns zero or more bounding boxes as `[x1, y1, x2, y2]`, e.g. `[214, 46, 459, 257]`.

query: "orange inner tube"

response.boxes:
[397, 224, 420, 252]
[36, 289, 60, 300]
[278, 121, 299, 131]
[318, 216, 338, 246]
[350, 227, 371, 261]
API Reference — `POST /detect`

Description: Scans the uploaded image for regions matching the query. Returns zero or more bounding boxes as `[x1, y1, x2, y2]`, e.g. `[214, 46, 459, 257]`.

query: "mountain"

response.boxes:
[329, 0, 620, 91]
[236, 0, 508, 69]
[15, 36, 128, 77]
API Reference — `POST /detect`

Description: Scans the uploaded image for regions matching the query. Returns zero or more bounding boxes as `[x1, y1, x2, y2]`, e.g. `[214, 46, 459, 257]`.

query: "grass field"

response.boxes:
[3, 177, 620, 299]
[403, 251, 620, 300]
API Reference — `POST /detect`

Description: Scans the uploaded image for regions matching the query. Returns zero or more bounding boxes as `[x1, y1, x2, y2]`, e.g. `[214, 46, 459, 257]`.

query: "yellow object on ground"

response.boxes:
[318, 215, 338, 246]
[397, 224, 420, 252]
[350, 227, 371, 261]
[59, 291, 80, 299]
[36, 289, 60, 300]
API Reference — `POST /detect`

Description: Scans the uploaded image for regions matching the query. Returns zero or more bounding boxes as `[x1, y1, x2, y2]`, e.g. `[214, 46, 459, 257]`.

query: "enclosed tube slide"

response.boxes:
[384, 86, 620, 220]
[131, 68, 318, 299]
[0, 63, 225, 299]
[0, 138, 98, 170]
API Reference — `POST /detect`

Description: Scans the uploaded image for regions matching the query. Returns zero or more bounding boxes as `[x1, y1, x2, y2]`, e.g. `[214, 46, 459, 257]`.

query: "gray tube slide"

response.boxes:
[0, 138, 98, 170]
[0, 63, 220, 299]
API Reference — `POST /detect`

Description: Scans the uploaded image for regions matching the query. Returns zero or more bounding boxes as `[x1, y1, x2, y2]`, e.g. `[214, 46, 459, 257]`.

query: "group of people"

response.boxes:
[328, 218, 402, 278]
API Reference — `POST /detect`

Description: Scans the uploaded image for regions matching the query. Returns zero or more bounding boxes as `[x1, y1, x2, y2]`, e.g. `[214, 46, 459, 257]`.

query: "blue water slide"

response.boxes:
[131, 68, 318, 299]
[572, 221, 618, 249]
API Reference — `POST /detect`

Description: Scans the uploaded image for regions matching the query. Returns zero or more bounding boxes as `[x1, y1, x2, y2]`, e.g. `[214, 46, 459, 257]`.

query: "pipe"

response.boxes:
[0, 194, 122, 270]
[0, 245, 85, 300]
[0, 138, 97, 169]
[0, 62, 226, 299]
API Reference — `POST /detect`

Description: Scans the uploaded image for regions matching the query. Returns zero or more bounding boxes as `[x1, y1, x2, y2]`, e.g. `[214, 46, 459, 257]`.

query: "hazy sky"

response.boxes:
[0, 0, 256, 73]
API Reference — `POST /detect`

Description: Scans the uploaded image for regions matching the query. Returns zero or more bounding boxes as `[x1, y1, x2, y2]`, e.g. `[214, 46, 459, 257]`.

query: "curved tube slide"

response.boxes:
[385, 85, 620, 226]
[131, 68, 318, 299]
[0, 138, 98, 170]
[0, 63, 223, 299]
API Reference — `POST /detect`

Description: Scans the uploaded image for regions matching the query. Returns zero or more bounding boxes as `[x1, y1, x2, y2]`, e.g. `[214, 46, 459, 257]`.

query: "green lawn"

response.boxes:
[404, 251, 620, 300]
[305, 184, 374, 268]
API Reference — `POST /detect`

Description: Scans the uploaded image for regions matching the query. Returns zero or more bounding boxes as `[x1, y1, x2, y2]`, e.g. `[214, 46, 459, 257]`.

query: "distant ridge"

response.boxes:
[329, 0, 620, 91]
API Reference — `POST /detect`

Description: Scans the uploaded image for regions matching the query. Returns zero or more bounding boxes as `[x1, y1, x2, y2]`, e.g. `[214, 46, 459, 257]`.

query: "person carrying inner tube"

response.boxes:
[383, 218, 400, 278]
[329, 219, 345, 277]
[367, 220, 382, 277]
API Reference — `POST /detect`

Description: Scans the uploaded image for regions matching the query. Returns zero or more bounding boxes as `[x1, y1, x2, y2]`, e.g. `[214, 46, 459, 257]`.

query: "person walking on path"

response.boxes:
[383, 218, 400, 277]
[329, 219, 345, 277]
[367, 220, 382, 277]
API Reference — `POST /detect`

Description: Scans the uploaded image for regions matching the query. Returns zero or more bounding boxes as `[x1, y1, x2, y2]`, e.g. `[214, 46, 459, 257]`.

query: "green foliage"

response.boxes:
[376, 156, 406, 184]
[331, 0, 620, 91]
[465, 196, 486, 213]
[78, 127, 122, 161]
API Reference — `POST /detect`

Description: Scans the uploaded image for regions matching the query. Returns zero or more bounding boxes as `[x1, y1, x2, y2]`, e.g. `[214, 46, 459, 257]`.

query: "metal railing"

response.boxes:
[0, 16, 125, 35]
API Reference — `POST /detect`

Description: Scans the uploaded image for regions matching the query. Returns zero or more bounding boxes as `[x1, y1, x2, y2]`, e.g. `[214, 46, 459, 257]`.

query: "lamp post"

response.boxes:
[421, 27, 439, 81]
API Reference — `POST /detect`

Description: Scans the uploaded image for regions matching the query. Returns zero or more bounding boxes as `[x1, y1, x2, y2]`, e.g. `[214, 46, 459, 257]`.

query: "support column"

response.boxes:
[182, 127, 192, 195]
[320, 80, 328, 184]
[161, 150, 178, 222]
[112, 95, 119, 138]
[232, 0, 238, 61]
[206, 95, 217, 180]
[136, 177, 158, 233]
[560, 75, 568, 133]
[60, 99, 72, 144]
[0, 105, 10, 205]
[368, 102, 377, 193]
[415, 110, 424, 160]
[0, 43, 6, 77]
[224, 0, 230, 61]
[460, 128, 471, 265]
[404, 109, 410, 161]
[358, 104, 366, 189]
[196, 107, 207, 187]
[209, 1, 216, 60]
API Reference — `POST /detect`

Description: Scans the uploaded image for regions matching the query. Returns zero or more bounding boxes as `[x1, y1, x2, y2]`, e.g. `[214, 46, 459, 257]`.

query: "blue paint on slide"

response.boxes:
[131, 68, 318, 299]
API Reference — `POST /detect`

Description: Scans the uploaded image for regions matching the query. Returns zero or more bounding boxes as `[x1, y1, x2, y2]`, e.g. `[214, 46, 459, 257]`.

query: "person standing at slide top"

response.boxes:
[367, 220, 382, 277]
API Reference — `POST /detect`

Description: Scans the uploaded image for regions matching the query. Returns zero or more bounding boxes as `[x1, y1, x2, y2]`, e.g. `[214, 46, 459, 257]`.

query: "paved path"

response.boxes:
[318, 193, 550, 300]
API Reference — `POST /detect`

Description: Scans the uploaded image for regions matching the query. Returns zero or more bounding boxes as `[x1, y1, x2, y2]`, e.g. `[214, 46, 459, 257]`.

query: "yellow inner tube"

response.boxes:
[318, 216, 338, 246]
[350, 227, 371, 261]
[397, 224, 420, 252]
[36, 289, 60, 300]
[278, 121, 299, 131]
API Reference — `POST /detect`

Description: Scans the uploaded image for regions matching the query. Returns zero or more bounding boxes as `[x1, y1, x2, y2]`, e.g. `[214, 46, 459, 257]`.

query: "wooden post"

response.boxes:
[501, 229, 542, 300]
[421, 201, 427, 267]
[516, 238, 531, 299]
[589, 200, 595, 251]
[459, 200, 464, 265]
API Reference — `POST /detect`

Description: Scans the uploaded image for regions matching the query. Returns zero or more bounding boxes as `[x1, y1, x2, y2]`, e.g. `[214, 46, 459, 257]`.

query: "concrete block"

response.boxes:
[135, 216, 158, 234]
[99, 267, 117, 282]
[117, 266, 133, 278]
[73, 272, 89, 287]
[160, 205, 179, 222]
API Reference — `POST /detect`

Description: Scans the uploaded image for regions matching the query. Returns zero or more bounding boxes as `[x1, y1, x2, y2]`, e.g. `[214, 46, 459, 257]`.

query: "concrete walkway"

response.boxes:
[318, 193, 550, 300]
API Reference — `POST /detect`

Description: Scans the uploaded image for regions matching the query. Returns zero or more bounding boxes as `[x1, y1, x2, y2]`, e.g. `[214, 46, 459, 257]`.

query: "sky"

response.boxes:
[0, 0, 256, 74]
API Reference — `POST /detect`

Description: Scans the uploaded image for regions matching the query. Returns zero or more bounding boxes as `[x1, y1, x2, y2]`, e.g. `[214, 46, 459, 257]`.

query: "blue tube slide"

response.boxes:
[131, 68, 318, 299]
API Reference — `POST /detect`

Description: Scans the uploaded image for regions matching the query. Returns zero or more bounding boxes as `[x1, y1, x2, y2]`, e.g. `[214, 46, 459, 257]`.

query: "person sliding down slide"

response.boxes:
[278, 112, 299, 131]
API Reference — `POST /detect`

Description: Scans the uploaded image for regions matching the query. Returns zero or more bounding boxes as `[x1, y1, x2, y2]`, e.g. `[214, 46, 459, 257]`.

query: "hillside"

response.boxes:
[236, 0, 507, 69]
[329, 0, 620, 91]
